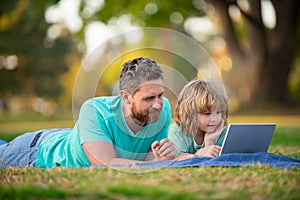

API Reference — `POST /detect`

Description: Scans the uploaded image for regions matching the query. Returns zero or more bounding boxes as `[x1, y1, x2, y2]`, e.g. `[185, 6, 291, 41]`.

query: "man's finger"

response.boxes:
[151, 141, 160, 160]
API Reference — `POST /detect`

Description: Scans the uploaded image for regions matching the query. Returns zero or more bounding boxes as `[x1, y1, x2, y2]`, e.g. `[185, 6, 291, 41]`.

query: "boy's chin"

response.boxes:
[206, 126, 218, 133]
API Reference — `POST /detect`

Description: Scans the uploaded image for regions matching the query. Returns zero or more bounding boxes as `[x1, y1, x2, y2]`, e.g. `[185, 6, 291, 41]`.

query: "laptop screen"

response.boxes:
[219, 124, 276, 155]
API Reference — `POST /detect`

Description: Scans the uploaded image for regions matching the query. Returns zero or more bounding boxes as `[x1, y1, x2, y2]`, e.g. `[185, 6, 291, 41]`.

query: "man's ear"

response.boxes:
[120, 90, 130, 104]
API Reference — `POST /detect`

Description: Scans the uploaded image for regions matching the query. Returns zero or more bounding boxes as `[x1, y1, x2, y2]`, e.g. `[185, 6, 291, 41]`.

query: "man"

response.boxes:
[0, 57, 176, 168]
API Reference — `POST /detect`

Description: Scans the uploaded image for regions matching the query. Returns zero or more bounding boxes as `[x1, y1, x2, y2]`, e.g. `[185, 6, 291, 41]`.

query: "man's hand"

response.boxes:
[195, 145, 221, 157]
[151, 138, 176, 160]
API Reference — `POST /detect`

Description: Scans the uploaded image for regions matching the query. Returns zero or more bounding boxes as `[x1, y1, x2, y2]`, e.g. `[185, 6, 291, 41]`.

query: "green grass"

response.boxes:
[0, 166, 299, 199]
[269, 127, 300, 158]
[0, 119, 299, 199]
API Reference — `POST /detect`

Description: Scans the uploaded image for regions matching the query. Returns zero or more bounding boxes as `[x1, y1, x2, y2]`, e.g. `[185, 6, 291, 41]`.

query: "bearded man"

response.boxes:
[0, 57, 176, 168]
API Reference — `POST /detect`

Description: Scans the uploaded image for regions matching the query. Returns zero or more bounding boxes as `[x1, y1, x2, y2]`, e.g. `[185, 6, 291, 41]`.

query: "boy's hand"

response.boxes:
[176, 153, 196, 161]
[204, 119, 225, 146]
[195, 145, 221, 157]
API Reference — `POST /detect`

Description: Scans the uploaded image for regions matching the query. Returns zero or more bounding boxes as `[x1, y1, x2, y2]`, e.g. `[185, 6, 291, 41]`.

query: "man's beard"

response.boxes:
[131, 104, 150, 127]
[130, 103, 161, 127]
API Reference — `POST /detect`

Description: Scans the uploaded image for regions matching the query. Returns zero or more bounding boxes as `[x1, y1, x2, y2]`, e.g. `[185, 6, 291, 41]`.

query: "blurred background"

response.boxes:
[0, 0, 299, 126]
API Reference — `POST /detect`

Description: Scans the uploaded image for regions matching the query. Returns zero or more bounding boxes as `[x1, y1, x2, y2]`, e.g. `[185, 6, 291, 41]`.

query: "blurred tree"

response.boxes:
[209, 0, 300, 105]
[0, 0, 78, 110]
[1, 0, 299, 112]
[77, 0, 299, 106]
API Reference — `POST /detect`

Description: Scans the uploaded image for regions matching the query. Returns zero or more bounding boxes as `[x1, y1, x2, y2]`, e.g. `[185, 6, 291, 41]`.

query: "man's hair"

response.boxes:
[174, 80, 229, 136]
[119, 57, 163, 94]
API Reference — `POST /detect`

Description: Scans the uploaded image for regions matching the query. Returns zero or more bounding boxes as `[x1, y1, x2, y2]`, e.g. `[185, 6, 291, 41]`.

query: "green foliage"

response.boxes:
[1, 0, 300, 111]
[89, 0, 204, 27]
[0, 0, 78, 99]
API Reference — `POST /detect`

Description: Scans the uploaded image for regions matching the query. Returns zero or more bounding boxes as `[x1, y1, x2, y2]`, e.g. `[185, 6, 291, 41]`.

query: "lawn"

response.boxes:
[0, 116, 299, 199]
[1, 166, 299, 200]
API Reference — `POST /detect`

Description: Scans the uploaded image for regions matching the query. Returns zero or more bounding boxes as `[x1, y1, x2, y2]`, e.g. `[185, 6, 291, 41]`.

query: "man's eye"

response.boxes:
[145, 96, 154, 101]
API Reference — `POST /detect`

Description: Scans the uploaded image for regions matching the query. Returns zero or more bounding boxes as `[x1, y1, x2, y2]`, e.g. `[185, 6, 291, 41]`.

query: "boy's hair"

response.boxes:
[174, 80, 229, 136]
[119, 57, 163, 94]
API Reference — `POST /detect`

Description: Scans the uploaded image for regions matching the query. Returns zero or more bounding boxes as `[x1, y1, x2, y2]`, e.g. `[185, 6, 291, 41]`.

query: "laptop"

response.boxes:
[219, 123, 276, 155]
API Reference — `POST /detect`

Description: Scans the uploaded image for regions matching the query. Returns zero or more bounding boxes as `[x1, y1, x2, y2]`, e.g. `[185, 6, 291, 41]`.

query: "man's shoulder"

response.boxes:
[162, 97, 171, 110]
[91, 95, 121, 102]
[81, 96, 122, 115]
[84, 96, 121, 106]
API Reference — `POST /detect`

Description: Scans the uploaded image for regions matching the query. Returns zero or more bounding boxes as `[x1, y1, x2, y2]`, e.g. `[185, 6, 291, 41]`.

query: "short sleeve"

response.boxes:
[77, 99, 112, 143]
[168, 123, 194, 157]
[157, 98, 172, 139]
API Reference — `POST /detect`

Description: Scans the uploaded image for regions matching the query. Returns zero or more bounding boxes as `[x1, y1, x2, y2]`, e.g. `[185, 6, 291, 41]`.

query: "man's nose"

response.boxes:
[152, 97, 163, 110]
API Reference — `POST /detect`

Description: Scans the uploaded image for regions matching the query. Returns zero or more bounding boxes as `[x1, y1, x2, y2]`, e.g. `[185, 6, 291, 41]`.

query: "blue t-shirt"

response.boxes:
[168, 122, 227, 157]
[35, 95, 171, 168]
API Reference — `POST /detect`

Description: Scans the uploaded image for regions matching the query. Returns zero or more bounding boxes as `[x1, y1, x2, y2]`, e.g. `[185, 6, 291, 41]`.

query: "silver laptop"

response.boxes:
[219, 123, 276, 155]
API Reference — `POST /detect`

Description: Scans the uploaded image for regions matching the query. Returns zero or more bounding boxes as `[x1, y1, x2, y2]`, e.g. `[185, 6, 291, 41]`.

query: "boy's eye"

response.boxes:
[202, 112, 211, 115]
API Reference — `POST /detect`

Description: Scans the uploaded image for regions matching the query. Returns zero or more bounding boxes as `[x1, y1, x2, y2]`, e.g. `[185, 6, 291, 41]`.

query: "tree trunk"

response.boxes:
[209, 0, 300, 106]
[264, 0, 300, 103]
